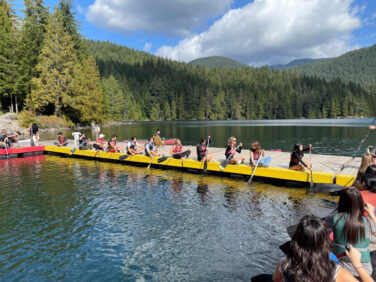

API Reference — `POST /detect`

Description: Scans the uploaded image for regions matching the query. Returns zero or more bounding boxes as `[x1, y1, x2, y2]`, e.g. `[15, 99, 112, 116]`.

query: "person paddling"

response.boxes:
[289, 144, 312, 171]
[108, 135, 123, 153]
[196, 136, 214, 162]
[224, 136, 244, 165]
[250, 141, 271, 167]
[170, 139, 191, 159]
[145, 137, 159, 157]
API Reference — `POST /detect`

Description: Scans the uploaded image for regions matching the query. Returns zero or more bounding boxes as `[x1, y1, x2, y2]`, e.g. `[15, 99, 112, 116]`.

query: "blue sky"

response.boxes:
[13, 0, 376, 65]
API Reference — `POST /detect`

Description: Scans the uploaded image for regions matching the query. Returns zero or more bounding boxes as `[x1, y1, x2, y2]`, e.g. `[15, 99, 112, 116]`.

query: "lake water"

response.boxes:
[1, 119, 375, 280]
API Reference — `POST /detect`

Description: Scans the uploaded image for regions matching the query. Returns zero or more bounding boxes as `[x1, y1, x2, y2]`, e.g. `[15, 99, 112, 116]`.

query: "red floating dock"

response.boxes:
[0, 146, 45, 159]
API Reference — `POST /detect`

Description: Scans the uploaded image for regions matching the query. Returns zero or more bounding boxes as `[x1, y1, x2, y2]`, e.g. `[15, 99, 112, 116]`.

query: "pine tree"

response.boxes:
[102, 75, 125, 121]
[57, 0, 88, 59]
[17, 0, 48, 106]
[69, 56, 106, 124]
[29, 10, 76, 116]
[0, 0, 19, 112]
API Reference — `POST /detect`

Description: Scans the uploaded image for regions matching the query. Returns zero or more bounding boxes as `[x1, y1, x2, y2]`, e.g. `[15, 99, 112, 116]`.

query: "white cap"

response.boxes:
[99, 134, 105, 139]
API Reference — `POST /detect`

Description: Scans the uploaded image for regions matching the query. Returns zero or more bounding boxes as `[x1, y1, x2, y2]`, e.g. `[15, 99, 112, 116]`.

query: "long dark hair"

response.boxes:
[281, 215, 334, 282]
[336, 187, 365, 243]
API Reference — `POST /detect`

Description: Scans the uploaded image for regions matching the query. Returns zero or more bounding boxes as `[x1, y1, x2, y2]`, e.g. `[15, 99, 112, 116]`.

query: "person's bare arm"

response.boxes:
[343, 245, 373, 282]
[272, 262, 283, 282]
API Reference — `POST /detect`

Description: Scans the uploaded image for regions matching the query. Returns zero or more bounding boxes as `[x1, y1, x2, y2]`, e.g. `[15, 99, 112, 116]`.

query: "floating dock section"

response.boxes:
[42, 144, 360, 187]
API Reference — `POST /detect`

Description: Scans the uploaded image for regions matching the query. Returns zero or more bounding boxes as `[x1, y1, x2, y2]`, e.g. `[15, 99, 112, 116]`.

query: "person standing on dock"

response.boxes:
[225, 136, 244, 164]
[28, 123, 39, 146]
[197, 136, 214, 162]
[289, 144, 312, 171]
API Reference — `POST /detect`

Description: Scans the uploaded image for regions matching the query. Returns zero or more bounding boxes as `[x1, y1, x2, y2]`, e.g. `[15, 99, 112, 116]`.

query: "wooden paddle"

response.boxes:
[157, 155, 169, 163]
[147, 154, 155, 170]
[202, 137, 210, 172]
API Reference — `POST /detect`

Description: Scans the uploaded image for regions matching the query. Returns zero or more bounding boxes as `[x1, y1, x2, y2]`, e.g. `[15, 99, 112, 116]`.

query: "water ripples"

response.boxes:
[0, 156, 337, 281]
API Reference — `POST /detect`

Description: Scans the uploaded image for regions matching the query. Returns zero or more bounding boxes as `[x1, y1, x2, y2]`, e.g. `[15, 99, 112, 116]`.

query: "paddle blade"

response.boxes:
[157, 156, 168, 163]
[119, 154, 129, 161]
[219, 159, 230, 171]
[70, 148, 77, 154]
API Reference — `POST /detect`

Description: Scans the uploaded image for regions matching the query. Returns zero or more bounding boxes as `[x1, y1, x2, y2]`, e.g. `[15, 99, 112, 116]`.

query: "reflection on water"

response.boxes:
[41, 119, 375, 156]
[0, 156, 338, 280]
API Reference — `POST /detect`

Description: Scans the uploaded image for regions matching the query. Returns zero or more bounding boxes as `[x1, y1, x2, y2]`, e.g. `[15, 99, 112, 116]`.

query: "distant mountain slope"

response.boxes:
[269, 58, 328, 70]
[189, 56, 248, 69]
[287, 44, 376, 87]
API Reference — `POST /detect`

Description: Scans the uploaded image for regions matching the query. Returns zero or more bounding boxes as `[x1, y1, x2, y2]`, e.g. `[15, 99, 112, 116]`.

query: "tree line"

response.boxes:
[0, 0, 374, 125]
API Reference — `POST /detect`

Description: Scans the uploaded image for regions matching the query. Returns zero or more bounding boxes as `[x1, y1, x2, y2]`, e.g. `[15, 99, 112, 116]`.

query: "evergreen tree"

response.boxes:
[0, 0, 19, 112]
[102, 75, 125, 121]
[57, 0, 88, 59]
[69, 56, 106, 124]
[29, 10, 76, 116]
[17, 0, 48, 106]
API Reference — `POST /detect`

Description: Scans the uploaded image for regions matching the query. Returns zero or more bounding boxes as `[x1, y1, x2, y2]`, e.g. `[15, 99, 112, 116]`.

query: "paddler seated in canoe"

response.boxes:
[353, 153, 376, 192]
[93, 134, 107, 151]
[54, 132, 68, 147]
[126, 136, 143, 155]
[145, 137, 160, 157]
[273, 214, 374, 282]
[170, 139, 191, 159]
[324, 187, 376, 278]
[108, 135, 123, 153]
[225, 136, 244, 164]
[196, 136, 214, 162]
[289, 144, 312, 171]
[250, 141, 271, 167]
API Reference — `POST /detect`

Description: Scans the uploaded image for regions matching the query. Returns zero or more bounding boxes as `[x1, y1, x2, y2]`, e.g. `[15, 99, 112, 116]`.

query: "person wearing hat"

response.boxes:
[94, 134, 107, 151]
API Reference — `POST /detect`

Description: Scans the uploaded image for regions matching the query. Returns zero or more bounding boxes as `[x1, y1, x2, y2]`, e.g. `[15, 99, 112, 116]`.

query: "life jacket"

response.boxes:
[128, 141, 137, 150]
[332, 213, 371, 263]
[197, 144, 206, 156]
[290, 151, 303, 165]
[145, 142, 154, 154]
[58, 136, 65, 144]
[173, 145, 182, 153]
[251, 148, 262, 160]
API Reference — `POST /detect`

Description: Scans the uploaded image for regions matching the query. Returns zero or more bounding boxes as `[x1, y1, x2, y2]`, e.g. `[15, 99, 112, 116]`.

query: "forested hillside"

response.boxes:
[288, 44, 376, 88]
[269, 58, 328, 70]
[188, 56, 247, 69]
[0, 0, 374, 125]
[87, 40, 374, 120]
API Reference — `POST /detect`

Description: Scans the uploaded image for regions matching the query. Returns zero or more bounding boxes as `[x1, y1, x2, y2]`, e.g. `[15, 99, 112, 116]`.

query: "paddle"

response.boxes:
[119, 154, 130, 161]
[309, 146, 314, 189]
[219, 145, 240, 171]
[70, 139, 89, 154]
[202, 137, 210, 172]
[157, 155, 169, 163]
[147, 155, 155, 170]
[354, 117, 376, 157]
[248, 156, 262, 184]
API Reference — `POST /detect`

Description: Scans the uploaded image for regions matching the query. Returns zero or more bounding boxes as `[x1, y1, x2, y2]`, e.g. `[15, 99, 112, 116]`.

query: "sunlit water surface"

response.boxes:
[0, 156, 338, 281]
[2, 119, 375, 280]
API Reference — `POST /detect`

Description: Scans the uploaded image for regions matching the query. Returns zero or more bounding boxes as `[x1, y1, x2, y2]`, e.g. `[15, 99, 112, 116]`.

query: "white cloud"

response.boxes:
[156, 0, 362, 65]
[143, 42, 152, 52]
[86, 0, 233, 37]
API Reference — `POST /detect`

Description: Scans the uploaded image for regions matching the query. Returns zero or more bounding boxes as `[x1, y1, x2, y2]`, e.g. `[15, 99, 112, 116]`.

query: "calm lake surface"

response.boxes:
[1, 119, 375, 281]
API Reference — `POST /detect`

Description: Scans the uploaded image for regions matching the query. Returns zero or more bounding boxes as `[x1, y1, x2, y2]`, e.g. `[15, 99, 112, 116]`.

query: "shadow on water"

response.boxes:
[0, 155, 339, 280]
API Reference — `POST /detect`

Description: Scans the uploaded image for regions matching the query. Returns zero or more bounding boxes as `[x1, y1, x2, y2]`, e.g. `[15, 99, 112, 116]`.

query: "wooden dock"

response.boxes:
[9, 139, 359, 187]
